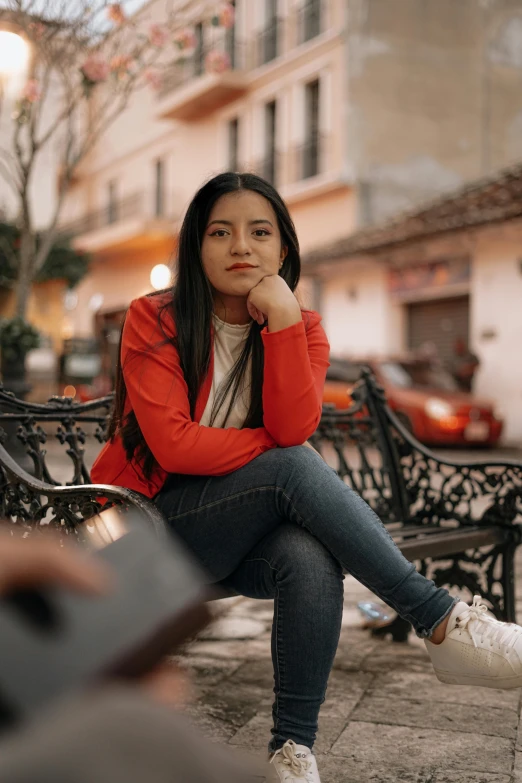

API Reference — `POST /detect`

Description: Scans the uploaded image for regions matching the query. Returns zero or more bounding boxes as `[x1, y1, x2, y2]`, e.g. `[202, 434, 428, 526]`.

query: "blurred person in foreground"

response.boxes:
[91, 170, 522, 783]
[0, 532, 251, 783]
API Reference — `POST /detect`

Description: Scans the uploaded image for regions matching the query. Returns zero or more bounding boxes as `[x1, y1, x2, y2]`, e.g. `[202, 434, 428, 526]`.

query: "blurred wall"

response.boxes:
[472, 223, 522, 443]
[346, 0, 522, 225]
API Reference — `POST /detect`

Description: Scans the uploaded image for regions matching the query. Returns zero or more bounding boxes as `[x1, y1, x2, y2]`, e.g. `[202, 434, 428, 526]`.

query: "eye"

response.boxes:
[253, 229, 270, 237]
[209, 229, 229, 237]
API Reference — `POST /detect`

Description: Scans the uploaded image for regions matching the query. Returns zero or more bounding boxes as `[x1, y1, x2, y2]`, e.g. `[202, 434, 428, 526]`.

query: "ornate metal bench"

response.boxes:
[310, 369, 522, 637]
[0, 369, 520, 640]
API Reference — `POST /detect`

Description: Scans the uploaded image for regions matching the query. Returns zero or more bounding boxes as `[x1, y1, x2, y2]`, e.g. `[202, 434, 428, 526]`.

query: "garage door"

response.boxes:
[407, 296, 470, 363]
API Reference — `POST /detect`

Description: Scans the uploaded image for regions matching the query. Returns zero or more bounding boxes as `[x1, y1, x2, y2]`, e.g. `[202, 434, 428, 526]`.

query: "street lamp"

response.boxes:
[0, 30, 30, 103]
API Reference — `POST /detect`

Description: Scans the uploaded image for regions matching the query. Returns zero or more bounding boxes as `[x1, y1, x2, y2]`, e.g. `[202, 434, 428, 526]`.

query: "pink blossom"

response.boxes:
[107, 4, 126, 24]
[81, 55, 110, 84]
[144, 68, 162, 91]
[174, 27, 197, 51]
[110, 54, 132, 73]
[149, 24, 169, 48]
[205, 49, 231, 74]
[219, 3, 235, 29]
[22, 79, 41, 103]
[28, 22, 46, 40]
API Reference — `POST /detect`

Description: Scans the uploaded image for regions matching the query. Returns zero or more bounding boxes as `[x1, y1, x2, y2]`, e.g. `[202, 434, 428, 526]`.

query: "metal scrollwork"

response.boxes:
[0, 388, 165, 537]
[312, 370, 522, 619]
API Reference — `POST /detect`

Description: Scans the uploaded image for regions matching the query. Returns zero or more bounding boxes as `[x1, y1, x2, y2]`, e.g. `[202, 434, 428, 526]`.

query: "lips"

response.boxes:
[227, 264, 257, 270]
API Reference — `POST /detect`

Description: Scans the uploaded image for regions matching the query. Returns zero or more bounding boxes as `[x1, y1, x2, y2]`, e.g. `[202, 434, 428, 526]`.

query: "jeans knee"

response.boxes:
[257, 444, 325, 485]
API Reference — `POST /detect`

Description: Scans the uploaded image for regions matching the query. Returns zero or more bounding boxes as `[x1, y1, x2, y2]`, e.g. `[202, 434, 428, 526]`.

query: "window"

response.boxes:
[228, 118, 239, 171]
[379, 362, 460, 392]
[194, 23, 204, 76]
[260, 0, 278, 65]
[301, 0, 322, 44]
[264, 100, 277, 184]
[154, 158, 165, 217]
[107, 180, 117, 224]
[303, 79, 320, 178]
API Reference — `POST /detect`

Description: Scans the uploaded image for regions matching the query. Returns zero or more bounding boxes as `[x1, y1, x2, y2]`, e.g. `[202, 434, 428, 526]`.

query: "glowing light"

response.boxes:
[150, 263, 171, 290]
[0, 32, 30, 78]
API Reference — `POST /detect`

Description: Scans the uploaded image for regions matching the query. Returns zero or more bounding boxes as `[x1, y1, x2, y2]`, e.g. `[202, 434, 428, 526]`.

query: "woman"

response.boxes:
[92, 172, 522, 783]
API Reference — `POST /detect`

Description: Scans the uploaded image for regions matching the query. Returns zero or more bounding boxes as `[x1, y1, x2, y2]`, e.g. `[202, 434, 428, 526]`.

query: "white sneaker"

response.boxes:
[270, 740, 321, 783]
[425, 595, 522, 689]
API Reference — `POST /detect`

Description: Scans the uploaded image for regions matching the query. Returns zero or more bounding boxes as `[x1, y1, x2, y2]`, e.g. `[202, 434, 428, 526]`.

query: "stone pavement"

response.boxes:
[174, 548, 522, 783]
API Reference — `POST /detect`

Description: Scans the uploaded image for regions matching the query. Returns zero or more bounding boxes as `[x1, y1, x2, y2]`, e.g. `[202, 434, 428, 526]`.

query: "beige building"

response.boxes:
[60, 0, 351, 356]
[58, 0, 522, 440]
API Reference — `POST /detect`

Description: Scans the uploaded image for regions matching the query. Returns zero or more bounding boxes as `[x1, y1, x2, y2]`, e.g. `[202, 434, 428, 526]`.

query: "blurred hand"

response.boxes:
[0, 531, 113, 596]
[142, 660, 192, 706]
[0, 531, 192, 707]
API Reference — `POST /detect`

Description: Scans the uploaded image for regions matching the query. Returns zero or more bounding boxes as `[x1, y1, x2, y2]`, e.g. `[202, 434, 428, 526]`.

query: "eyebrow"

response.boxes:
[207, 219, 274, 227]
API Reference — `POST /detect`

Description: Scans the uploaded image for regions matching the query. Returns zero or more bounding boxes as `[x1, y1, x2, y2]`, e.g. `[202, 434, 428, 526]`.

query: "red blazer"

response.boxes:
[91, 292, 330, 498]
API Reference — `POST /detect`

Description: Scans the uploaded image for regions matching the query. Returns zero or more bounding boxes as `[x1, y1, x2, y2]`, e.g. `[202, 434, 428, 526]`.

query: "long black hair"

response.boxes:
[107, 172, 302, 480]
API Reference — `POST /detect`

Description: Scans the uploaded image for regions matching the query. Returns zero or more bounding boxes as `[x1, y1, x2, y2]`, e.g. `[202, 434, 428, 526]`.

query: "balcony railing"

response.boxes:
[158, 39, 246, 100]
[254, 17, 281, 67]
[59, 191, 173, 238]
[157, 4, 330, 105]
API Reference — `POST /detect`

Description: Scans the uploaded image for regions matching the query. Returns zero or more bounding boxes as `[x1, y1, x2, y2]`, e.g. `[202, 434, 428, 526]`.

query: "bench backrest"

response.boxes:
[0, 369, 410, 526]
[310, 369, 409, 524]
[0, 390, 113, 487]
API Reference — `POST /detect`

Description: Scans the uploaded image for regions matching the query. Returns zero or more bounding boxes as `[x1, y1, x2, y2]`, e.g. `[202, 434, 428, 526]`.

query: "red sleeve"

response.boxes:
[261, 311, 330, 447]
[122, 297, 276, 475]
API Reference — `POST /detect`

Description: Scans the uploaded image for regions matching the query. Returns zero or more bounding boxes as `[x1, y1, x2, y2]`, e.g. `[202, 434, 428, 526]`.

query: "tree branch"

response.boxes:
[32, 109, 76, 275]
[0, 160, 21, 196]
[0, 234, 19, 273]
[0, 146, 23, 181]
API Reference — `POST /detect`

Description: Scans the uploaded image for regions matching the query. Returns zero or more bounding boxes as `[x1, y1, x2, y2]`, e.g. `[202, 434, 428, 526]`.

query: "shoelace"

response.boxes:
[270, 740, 312, 780]
[456, 595, 522, 652]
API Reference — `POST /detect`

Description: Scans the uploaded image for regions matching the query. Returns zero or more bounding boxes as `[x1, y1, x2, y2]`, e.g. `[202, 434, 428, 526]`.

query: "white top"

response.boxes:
[199, 314, 252, 429]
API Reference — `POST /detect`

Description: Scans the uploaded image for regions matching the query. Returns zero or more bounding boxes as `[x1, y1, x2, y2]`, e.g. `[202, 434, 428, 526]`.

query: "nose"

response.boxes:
[230, 229, 252, 256]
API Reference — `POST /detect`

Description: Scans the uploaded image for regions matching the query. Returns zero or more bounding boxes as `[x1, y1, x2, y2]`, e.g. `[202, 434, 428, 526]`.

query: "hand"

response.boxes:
[142, 660, 192, 706]
[0, 531, 113, 596]
[247, 275, 301, 330]
[0, 532, 193, 707]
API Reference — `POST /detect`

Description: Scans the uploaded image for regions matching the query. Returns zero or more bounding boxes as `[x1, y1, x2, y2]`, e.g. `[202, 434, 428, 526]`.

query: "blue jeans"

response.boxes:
[154, 446, 456, 752]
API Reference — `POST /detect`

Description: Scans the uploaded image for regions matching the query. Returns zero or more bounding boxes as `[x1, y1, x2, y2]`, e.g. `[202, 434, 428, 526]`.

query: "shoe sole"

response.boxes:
[434, 668, 522, 689]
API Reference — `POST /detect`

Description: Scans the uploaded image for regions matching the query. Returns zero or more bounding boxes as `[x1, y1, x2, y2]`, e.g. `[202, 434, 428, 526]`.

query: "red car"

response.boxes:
[323, 357, 503, 447]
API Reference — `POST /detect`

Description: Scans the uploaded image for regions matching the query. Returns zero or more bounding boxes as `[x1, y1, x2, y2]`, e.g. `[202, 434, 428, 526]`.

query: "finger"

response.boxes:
[0, 536, 113, 596]
[247, 300, 265, 326]
[246, 299, 257, 321]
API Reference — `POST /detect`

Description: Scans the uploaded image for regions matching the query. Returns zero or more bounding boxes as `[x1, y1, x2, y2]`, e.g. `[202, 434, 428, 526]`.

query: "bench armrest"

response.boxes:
[0, 437, 166, 535]
[386, 407, 522, 528]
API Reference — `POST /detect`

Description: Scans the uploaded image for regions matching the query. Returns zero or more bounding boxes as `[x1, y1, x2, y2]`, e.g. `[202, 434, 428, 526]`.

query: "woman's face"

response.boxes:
[201, 190, 286, 299]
